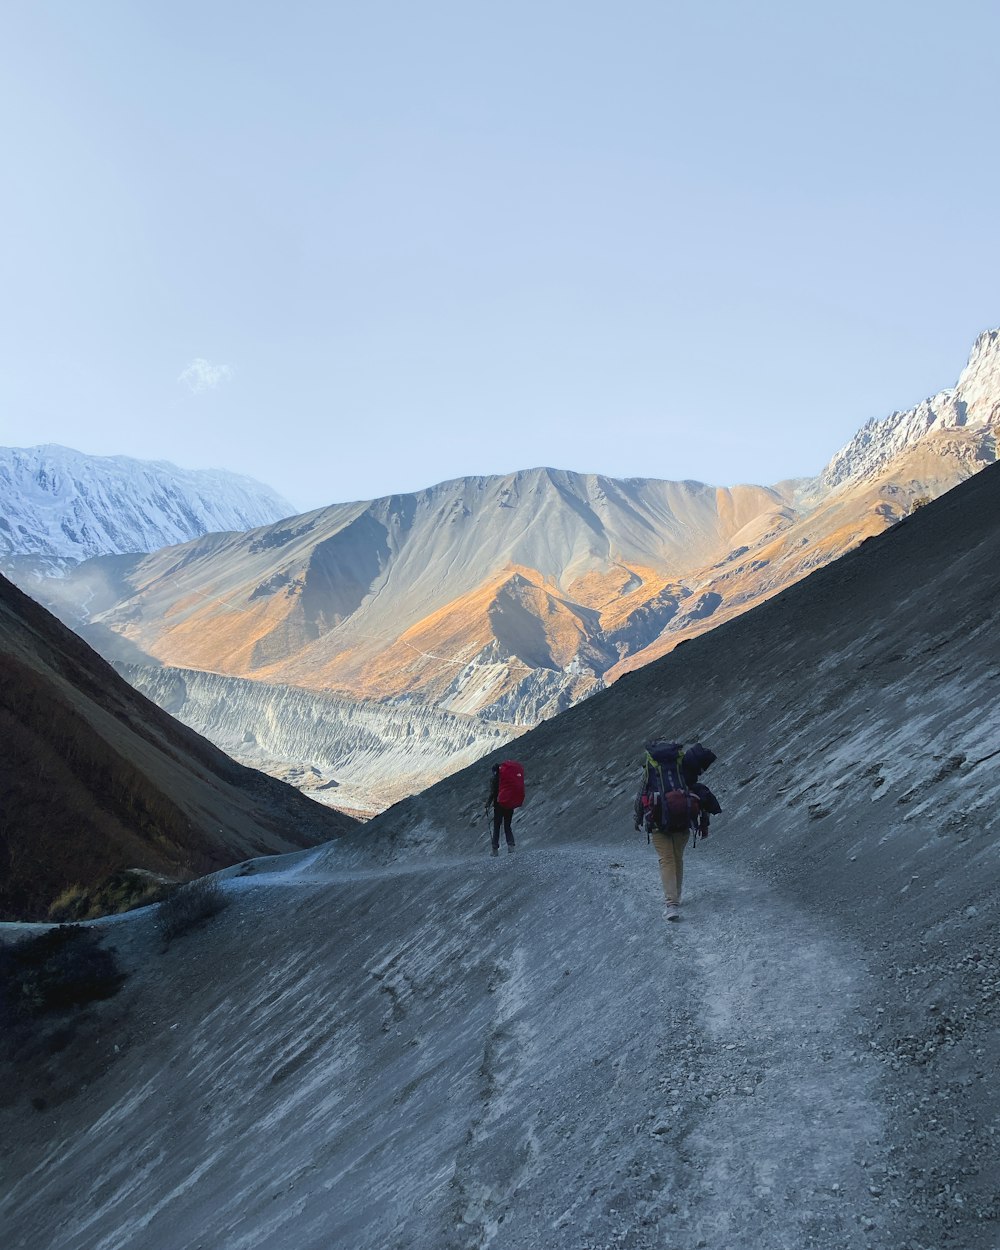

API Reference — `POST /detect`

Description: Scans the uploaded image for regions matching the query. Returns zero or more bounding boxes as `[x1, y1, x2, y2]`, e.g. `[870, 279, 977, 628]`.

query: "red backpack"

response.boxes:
[496, 760, 525, 809]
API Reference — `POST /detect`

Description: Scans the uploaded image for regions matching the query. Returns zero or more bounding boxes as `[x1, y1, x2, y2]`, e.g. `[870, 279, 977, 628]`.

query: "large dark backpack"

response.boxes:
[633, 741, 719, 838]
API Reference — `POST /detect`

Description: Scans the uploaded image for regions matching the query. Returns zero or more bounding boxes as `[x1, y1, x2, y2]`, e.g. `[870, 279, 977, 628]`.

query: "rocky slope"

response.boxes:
[0, 573, 356, 920]
[119, 662, 519, 816]
[2, 461, 998, 1250]
[0, 443, 295, 571]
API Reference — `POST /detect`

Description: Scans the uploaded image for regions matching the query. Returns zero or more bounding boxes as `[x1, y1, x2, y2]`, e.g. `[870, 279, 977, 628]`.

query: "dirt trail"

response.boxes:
[2, 842, 893, 1250]
[410, 845, 891, 1250]
[681, 869, 888, 1247]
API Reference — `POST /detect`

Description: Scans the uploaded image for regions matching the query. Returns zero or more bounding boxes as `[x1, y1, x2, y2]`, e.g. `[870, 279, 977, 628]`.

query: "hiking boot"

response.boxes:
[665, 904, 680, 922]
[490, 848, 499, 857]
[507, 845, 516, 854]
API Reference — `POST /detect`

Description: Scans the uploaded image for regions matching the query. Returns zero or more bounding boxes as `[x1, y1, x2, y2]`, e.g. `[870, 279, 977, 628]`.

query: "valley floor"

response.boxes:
[0, 837, 953, 1250]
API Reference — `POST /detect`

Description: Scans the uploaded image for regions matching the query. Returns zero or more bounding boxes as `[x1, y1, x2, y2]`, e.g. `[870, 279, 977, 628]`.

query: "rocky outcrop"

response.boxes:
[820, 329, 1000, 490]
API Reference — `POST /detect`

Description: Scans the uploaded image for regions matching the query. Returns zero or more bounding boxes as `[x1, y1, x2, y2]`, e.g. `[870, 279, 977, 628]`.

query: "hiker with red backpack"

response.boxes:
[634, 741, 721, 921]
[486, 760, 524, 856]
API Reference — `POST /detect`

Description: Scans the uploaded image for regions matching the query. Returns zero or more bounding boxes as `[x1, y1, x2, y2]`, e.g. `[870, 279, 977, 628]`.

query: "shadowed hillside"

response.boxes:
[1, 465, 998, 1249]
[0, 574, 357, 920]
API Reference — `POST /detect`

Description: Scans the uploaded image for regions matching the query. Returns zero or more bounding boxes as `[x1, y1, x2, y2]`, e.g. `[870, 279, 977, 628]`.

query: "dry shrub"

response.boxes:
[48, 871, 178, 922]
[47, 885, 90, 923]
[157, 877, 227, 944]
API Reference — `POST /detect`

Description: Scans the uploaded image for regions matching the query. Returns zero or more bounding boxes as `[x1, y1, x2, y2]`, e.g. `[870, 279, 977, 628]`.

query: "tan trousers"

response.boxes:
[650, 829, 688, 906]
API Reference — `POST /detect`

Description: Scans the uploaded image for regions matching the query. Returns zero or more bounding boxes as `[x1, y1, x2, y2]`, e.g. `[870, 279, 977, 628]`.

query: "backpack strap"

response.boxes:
[641, 751, 666, 843]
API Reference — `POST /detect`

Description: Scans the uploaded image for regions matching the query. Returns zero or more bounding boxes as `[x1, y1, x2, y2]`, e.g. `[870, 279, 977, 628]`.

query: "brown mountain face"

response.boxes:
[611, 425, 999, 677]
[0, 573, 357, 920]
[44, 476, 798, 720]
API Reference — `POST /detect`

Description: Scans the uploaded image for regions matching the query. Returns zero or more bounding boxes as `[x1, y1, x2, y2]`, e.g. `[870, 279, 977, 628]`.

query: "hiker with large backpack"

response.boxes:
[633, 741, 721, 921]
[486, 760, 524, 856]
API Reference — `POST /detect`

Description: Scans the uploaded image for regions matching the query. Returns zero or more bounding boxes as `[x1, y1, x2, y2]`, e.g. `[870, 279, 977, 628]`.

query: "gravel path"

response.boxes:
[1, 841, 900, 1250]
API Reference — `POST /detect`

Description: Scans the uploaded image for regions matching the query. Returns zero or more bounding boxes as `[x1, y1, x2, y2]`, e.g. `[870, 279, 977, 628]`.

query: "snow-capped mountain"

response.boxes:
[820, 329, 1000, 490]
[0, 444, 295, 567]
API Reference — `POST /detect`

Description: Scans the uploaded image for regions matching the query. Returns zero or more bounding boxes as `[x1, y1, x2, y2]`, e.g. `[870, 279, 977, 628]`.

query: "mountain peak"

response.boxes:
[956, 327, 1000, 426]
[818, 327, 1000, 491]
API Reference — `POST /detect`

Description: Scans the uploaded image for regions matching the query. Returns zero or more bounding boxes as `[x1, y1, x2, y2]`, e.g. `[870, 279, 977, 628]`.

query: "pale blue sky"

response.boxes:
[1, 1, 997, 511]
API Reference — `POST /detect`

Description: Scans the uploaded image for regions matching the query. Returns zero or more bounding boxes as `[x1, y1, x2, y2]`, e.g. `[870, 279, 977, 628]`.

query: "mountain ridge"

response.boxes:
[10, 330, 999, 811]
[819, 327, 999, 489]
[46, 472, 795, 713]
[0, 443, 296, 569]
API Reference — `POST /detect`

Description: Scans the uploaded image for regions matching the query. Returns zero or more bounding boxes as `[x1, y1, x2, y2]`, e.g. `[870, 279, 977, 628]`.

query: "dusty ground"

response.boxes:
[1, 846, 897, 1250]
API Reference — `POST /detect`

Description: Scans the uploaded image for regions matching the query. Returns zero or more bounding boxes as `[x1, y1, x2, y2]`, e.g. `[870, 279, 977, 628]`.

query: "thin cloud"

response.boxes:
[178, 358, 235, 394]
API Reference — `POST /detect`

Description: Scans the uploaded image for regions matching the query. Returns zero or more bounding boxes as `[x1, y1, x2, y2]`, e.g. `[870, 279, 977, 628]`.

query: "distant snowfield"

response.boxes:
[0, 443, 294, 566]
[1, 843, 887, 1250]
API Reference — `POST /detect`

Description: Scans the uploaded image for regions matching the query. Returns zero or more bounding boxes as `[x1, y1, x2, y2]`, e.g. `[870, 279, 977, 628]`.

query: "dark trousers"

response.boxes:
[492, 804, 515, 851]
